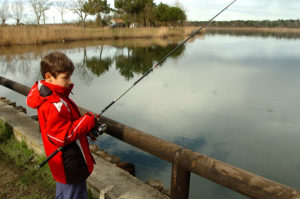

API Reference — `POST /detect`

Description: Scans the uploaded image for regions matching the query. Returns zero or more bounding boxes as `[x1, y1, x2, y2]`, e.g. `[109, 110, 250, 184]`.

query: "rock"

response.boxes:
[7, 101, 16, 107]
[2, 98, 10, 104]
[103, 155, 112, 162]
[95, 150, 108, 158]
[31, 115, 39, 121]
[89, 144, 99, 153]
[161, 189, 171, 197]
[109, 155, 121, 164]
[145, 179, 163, 192]
[117, 162, 136, 176]
[16, 106, 27, 114]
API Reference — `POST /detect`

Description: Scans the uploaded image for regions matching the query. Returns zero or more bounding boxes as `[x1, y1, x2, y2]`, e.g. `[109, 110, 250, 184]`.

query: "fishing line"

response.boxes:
[39, 0, 237, 168]
[98, 0, 237, 117]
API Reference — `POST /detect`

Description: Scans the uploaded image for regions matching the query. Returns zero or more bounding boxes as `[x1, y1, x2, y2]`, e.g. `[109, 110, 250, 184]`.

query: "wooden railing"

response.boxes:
[1, 76, 300, 199]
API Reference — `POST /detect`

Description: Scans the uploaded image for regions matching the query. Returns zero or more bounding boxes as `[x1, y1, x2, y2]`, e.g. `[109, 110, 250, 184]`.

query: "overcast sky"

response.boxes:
[1, 0, 300, 24]
[153, 0, 300, 21]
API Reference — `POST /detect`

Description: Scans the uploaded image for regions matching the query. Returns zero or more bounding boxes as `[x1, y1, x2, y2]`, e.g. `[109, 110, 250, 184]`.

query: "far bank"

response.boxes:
[1, 25, 300, 47]
[0, 25, 199, 46]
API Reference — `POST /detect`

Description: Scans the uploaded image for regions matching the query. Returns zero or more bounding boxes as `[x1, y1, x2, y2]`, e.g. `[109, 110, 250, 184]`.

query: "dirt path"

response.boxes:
[0, 150, 22, 199]
[0, 150, 54, 199]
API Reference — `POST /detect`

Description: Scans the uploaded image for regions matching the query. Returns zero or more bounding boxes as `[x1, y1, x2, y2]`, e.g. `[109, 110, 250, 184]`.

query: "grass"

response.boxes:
[0, 25, 199, 46]
[0, 119, 96, 199]
[0, 120, 55, 199]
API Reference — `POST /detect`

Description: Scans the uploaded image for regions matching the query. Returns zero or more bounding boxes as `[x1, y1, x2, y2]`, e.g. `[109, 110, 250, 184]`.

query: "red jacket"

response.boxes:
[27, 80, 95, 184]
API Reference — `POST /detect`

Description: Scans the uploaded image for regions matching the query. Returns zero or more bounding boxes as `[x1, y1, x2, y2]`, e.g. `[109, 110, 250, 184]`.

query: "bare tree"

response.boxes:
[41, 0, 51, 24]
[42, 10, 46, 24]
[56, 0, 68, 23]
[0, 0, 10, 25]
[28, 0, 51, 25]
[174, 0, 188, 14]
[11, 0, 25, 25]
[70, 0, 89, 29]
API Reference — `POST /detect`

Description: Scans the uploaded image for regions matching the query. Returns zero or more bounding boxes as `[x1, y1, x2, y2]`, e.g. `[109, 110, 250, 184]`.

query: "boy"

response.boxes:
[27, 51, 98, 199]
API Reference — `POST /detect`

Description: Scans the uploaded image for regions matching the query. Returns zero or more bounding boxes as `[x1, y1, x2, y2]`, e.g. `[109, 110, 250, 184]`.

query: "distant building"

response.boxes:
[129, 23, 139, 28]
[110, 19, 126, 28]
[110, 19, 125, 25]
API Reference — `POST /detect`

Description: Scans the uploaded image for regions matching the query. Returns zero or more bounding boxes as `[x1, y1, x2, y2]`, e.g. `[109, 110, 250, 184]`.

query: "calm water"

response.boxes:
[1, 33, 300, 198]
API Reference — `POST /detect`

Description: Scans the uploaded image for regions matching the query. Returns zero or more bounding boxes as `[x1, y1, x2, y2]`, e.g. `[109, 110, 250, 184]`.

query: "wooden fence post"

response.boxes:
[171, 162, 191, 199]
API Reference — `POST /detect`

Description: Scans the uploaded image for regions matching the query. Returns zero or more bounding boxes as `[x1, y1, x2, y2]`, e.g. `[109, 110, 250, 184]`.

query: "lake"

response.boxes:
[1, 31, 300, 198]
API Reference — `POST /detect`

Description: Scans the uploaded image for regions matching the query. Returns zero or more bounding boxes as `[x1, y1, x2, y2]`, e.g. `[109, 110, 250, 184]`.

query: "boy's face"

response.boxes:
[45, 72, 72, 88]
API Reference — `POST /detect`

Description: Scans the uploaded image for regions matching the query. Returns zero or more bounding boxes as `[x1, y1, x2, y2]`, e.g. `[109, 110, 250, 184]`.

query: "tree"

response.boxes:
[11, 0, 25, 25]
[0, 0, 10, 25]
[168, 7, 186, 26]
[114, 0, 142, 25]
[114, 0, 155, 26]
[114, 0, 134, 14]
[28, 0, 51, 25]
[139, 0, 156, 27]
[56, 0, 68, 23]
[70, 0, 89, 29]
[155, 3, 169, 24]
[174, 0, 187, 24]
[174, 0, 187, 14]
[155, 3, 186, 26]
[113, 0, 186, 27]
[84, 0, 110, 26]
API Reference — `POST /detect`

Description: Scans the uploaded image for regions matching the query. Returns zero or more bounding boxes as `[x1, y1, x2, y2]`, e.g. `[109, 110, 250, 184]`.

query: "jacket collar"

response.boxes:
[39, 80, 74, 98]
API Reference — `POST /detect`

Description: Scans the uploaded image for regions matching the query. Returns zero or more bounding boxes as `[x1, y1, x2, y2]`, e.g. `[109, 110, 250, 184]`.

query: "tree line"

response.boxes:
[0, 0, 186, 27]
[2, 0, 299, 29]
[190, 19, 300, 29]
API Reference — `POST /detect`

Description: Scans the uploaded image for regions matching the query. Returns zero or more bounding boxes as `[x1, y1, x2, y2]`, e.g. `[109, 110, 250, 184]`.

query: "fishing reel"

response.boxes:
[89, 123, 107, 139]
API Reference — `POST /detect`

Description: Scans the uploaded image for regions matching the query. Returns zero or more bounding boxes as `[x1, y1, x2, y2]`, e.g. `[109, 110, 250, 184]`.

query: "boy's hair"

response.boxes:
[41, 51, 74, 79]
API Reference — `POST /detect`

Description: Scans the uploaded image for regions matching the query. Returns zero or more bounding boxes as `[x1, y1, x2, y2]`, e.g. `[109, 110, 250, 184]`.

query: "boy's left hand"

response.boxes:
[88, 132, 97, 141]
[88, 115, 107, 141]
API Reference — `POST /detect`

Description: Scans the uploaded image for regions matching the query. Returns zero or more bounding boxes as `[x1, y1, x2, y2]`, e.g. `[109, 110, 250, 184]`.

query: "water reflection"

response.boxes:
[0, 39, 185, 82]
[85, 46, 112, 77]
[114, 44, 185, 80]
[207, 28, 300, 39]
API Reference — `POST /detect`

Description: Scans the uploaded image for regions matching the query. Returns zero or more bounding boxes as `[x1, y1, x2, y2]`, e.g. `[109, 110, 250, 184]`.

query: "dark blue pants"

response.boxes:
[55, 181, 87, 199]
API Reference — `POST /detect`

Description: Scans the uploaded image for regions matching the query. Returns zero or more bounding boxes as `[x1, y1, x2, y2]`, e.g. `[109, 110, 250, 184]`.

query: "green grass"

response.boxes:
[0, 119, 95, 199]
[0, 120, 56, 199]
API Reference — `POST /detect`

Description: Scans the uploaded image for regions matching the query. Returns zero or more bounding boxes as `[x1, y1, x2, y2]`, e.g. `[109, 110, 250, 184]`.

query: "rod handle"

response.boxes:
[38, 146, 63, 169]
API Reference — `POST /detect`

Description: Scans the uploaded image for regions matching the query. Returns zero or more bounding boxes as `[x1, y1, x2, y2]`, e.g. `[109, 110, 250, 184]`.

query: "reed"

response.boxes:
[0, 25, 203, 46]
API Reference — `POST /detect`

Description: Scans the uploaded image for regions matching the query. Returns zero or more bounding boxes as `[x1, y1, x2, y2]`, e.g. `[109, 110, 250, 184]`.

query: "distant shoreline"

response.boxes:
[0, 25, 198, 47]
[1, 25, 300, 47]
[207, 27, 300, 33]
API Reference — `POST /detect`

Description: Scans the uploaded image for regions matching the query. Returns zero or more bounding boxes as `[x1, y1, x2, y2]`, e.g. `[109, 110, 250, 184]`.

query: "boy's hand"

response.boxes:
[88, 115, 107, 141]
[88, 132, 97, 141]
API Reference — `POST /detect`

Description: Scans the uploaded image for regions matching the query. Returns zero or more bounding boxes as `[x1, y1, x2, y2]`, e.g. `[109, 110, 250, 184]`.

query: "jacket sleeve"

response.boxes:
[44, 104, 95, 146]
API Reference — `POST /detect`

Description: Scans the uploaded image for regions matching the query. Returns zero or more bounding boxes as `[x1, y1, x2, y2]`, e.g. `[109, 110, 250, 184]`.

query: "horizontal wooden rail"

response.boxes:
[1, 75, 300, 199]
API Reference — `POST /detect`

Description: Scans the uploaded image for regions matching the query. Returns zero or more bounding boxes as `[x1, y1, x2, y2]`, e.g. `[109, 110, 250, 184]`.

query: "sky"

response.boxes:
[1, 0, 300, 24]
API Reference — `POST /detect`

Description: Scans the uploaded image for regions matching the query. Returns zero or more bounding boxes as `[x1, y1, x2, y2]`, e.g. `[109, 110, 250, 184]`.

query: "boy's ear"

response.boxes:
[45, 72, 53, 82]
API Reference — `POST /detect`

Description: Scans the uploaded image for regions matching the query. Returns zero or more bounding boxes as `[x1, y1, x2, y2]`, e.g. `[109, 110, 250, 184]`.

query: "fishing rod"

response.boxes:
[99, 0, 237, 116]
[38, 0, 237, 169]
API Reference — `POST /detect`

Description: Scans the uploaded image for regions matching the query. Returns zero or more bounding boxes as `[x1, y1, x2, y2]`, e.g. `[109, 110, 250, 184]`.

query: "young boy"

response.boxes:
[27, 51, 98, 199]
